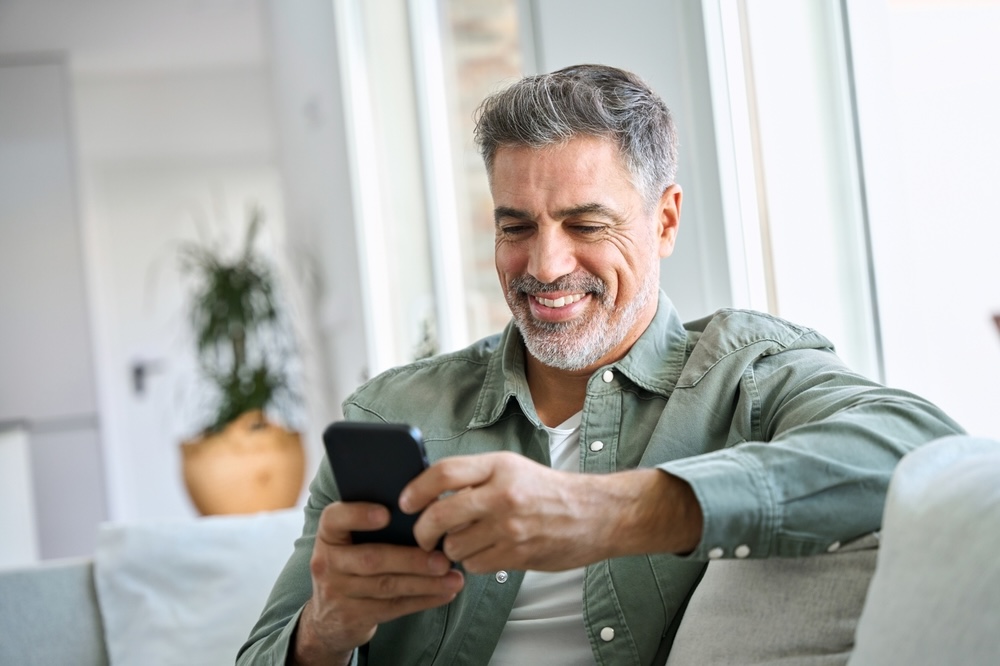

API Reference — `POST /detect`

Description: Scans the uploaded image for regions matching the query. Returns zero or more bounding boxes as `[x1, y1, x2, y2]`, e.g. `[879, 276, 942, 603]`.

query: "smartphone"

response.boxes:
[322, 421, 431, 547]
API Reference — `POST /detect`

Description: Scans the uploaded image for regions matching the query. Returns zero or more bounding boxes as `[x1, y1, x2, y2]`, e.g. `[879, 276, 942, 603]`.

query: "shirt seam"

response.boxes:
[676, 332, 809, 389]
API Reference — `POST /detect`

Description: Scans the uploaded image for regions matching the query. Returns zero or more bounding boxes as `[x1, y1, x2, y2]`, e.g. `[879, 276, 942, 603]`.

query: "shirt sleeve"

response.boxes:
[660, 347, 965, 560]
[236, 456, 352, 665]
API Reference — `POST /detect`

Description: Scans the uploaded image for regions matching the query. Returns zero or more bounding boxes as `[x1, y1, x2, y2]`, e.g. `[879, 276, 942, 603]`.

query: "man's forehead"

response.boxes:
[490, 137, 638, 212]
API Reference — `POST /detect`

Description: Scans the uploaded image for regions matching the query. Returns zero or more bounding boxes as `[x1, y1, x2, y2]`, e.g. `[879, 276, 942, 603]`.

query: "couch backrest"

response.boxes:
[0, 557, 110, 666]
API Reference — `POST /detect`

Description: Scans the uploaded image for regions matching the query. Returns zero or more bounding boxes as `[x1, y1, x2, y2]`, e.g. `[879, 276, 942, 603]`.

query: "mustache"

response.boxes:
[507, 272, 607, 297]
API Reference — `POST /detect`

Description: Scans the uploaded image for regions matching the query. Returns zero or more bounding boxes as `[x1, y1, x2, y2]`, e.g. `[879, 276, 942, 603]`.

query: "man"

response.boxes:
[238, 64, 961, 665]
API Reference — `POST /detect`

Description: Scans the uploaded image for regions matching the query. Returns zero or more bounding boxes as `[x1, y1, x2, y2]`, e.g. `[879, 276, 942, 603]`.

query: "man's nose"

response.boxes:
[527, 227, 576, 284]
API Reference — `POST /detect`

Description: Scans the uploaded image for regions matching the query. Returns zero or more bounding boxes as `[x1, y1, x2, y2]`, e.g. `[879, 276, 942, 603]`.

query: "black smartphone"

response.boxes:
[322, 421, 431, 547]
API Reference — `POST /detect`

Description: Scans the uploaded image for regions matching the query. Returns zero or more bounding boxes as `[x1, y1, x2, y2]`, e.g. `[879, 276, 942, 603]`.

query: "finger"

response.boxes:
[453, 545, 508, 575]
[338, 543, 454, 577]
[306, 585, 463, 649]
[411, 486, 494, 552]
[317, 501, 390, 546]
[399, 453, 500, 514]
[365, 588, 464, 625]
[437, 517, 499, 564]
[339, 568, 465, 601]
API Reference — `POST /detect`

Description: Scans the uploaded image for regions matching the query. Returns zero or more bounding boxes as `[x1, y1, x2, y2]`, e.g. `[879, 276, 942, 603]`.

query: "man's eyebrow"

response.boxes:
[494, 206, 532, 224]
[554, 202, 622, 223]
[494, 202, 623, 225]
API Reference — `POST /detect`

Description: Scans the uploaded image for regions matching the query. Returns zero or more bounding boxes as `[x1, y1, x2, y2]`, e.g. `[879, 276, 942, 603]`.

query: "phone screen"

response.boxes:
[322, 421, 430, 547]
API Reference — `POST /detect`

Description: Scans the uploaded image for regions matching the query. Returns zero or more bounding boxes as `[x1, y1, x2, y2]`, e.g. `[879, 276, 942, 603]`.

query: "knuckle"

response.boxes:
[500, 516, 528, 542]
[441, 536, 459, 562]
[309, 552, 325, 578]
[316, 508, 335, 536]
[375, 574, 397, 597]
[422, 517, 446, 545]
[435, 464, 462, 489]
[356, 546, 382, 573]
[496, 484, 525, 510]
[322, 501, 345, 524]
[496, 450, 523, 469]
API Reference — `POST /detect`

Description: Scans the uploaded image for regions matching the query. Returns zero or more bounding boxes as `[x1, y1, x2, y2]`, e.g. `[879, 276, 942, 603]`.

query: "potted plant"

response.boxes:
[177, 205, 305, 515]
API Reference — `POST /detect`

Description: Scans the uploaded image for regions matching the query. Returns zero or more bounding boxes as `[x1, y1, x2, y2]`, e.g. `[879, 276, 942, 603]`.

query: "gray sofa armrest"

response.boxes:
[666, 533, 879, 665]
[0, 557, 109, 666]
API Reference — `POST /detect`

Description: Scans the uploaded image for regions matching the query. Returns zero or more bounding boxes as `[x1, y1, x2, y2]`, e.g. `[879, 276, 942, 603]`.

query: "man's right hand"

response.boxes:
[292, 501, 465, 666]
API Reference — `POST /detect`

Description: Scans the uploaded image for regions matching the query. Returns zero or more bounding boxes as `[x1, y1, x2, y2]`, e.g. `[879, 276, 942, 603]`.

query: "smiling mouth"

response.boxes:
[534, 293, 586, 308]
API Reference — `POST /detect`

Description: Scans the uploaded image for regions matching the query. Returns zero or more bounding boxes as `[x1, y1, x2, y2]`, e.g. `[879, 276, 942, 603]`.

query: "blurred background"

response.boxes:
[1, 0, 998, 564]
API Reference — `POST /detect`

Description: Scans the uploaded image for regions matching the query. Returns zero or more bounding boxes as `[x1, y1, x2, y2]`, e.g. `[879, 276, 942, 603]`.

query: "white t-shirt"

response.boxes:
[488, 412, 595, 665]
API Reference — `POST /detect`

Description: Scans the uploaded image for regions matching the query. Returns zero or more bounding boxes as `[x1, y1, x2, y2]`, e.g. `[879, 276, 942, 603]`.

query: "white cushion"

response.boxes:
[848, 435, 1000, 666]
[94, 509, 301, 666]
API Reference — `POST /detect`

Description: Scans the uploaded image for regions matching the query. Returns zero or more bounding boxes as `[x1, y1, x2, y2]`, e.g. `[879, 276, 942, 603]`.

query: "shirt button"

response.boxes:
[495, 570, 508, 584]
[600, 627, 615, 642]
[827, 541, 841, 553]
[734, 544, 751, 559]
[589, 440, 605, 452]
[707, 547, 724, 560]
[601, 369, 614, 383]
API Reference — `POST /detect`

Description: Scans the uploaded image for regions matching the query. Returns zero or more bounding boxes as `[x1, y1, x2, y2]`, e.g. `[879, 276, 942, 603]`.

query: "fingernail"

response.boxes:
[398, 491, 412, 513]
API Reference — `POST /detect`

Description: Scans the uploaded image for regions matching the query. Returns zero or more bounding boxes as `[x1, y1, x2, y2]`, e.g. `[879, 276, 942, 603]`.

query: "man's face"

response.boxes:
[491, 135, 680, 373]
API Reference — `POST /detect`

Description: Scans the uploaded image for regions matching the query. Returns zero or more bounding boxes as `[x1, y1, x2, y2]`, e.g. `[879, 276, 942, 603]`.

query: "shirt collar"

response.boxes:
[469, 291, 690, 429]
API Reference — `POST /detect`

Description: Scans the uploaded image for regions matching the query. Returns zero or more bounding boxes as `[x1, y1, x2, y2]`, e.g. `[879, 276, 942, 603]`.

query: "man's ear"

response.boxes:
[657, 184, 682, 258]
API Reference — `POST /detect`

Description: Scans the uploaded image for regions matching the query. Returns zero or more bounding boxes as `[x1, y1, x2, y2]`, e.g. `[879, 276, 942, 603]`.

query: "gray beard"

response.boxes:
[505, 270, 657, 371]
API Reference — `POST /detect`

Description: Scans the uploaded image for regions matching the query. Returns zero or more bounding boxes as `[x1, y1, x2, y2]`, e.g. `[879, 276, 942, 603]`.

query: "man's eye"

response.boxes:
[573, 225, 604, 234]
[500, 225, 530, 235]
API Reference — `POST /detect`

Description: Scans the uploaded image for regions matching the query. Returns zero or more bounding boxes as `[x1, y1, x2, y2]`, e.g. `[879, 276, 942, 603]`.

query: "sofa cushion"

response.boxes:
[0, 557, 109, 666]
[665, 532, 879, 665]
[848, 435, 1000, 665]
[94, 508, 301, 666]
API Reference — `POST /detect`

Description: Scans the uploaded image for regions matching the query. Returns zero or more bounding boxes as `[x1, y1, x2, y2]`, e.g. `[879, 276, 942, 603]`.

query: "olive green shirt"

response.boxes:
[238, 294, 962, 665]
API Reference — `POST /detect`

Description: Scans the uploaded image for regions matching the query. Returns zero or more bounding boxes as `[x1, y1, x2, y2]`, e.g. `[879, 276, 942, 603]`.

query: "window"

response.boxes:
[848, 0, 1000, 437]
[335, 0, 525, 374]
[704, 0, 881, 379]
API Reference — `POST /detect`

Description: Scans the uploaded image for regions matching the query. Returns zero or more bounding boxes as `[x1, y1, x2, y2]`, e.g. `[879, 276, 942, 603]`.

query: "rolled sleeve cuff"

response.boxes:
[659, 450, 776, 561]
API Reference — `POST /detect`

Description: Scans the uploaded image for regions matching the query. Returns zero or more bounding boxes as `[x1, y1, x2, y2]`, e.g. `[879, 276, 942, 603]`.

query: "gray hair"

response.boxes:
[473, 64, 678, 209]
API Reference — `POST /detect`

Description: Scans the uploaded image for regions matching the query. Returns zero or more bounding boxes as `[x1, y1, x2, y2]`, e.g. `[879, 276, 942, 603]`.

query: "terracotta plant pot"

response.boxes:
[181, 410, 305, 515]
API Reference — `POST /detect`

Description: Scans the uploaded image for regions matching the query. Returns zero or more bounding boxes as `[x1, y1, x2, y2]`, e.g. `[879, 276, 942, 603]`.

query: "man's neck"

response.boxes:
[525, 354, 591, 428]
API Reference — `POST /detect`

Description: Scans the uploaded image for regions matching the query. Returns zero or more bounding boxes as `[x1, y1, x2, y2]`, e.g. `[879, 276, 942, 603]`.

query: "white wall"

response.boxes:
[0, 427, 39, 567]
[75, 66, 288, 521]
[863, 1, 1000, 437]
[0, 59, 107, 559]
[0, 62, 98, 423]
[74, 68, 275, 161]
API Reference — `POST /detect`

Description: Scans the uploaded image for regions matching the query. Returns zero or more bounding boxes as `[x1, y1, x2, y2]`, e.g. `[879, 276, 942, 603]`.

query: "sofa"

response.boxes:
[0, 508, 302, 666]
[666, 434, 1000, 665]
[1, 435, 997, 665]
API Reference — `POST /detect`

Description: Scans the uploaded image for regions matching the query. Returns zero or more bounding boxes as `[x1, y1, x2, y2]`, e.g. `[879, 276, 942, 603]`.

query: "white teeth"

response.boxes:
[536, 293, 585, 308]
